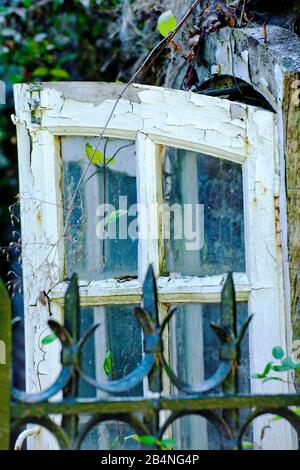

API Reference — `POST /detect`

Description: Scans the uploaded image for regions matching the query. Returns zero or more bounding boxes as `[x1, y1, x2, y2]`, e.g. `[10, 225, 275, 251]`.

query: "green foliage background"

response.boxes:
[0, 0, 165, 280]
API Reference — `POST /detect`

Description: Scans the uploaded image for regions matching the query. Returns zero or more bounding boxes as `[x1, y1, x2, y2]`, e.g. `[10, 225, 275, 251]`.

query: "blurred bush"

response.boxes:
[0, 0, 164, 282]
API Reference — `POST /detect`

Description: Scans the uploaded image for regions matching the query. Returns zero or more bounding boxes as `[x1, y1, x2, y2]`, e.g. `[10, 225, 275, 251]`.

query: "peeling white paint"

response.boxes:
[13, 81, 292, 450]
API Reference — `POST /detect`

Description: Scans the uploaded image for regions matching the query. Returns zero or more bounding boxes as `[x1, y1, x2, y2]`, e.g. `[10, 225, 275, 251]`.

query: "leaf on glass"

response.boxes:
[86, 142, 116, 166]
[86, 143, 106, 165]
[103, 350, 113, 376]
[86, 143, 104, 165]
[105, 210, 128, 228]
[157, 10, 177, 37]
[109, 436, 120, 450]
[124, 434, 139, 442]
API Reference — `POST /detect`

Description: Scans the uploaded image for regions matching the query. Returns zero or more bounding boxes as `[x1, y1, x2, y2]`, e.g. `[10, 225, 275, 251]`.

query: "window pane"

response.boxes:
[78, 305, 143, 399]
[79, 419, 142, 450]
[163, 148, 245, 276]
[62, 136, 138, 280]
[167, 302, 251, 450]
[78, 304, 143, 450]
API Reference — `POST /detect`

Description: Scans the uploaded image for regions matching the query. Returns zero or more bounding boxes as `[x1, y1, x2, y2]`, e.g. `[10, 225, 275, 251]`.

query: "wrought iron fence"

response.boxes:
[1, 266, 300, 450]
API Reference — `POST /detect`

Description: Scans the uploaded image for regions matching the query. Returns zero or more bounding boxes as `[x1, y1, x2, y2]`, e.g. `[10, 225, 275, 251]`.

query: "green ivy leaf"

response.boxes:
[251, 362, 273, 380]
[136, 435, 157, 446]
[292, 408, 300, 417]
[41, 333, 58, 345]
[85, 143, 116, 166]
[103, 350, 113, 376]
[282, 357, 300, 369]
[242, 441, 255, 449]
[109, 436, 120, 450]
[271, 408, 300, 424]
[50, 68, 70, 79]
[262, 361, 273, 376]
[159, 438, 176, 449]
[271, 364, 291, 372]
[105, 210, 128, 228]
[251, 373, 266, 379]
[272, 346, 284, 360]
[125, 434, 157, 446]
[157, 10, 177, 37]
[270, 357, 300, 372]
[124, 434, 139, 442]
[271, 415, 282, 422]
[86, 143, 104, 165]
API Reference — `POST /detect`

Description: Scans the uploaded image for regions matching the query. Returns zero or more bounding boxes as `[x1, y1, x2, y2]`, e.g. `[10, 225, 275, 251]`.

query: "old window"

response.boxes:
[13, 82, 294, 449]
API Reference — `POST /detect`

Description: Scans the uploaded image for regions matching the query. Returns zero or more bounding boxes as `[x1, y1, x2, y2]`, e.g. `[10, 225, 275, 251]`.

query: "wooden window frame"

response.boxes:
[13, 82, 294, 449]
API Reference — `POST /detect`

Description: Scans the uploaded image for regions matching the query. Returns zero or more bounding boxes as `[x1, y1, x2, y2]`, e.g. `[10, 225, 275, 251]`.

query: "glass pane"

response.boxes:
[167, 302, 251, 450]
[78, 304, 143, 450]
[78, 305, 143, 399]
[79, 419, 142, 450]
[62, 136, 138, 280]
[163, 148, 245, 276]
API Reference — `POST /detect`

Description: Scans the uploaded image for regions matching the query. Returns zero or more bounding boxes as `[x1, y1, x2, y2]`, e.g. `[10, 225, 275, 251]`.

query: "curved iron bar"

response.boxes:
[76, 298, 159, 394]
[12, 320, 75, 403]
[158, 410, 233, 449]
[10, 267, 284, 452]
[161, 356, 232, 394]
[237, 408, 300, 450]
[78, 354, 155, 394]
[159, 298, 252, 394]
[74, 413, 150, 450]
[160, 311, 233, 393]
[11, 416, 71, 450]
[12, 366, 73, 404]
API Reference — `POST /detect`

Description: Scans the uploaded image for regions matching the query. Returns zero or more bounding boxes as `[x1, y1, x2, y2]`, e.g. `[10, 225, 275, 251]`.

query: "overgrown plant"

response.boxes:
[252, 346, 300, 384]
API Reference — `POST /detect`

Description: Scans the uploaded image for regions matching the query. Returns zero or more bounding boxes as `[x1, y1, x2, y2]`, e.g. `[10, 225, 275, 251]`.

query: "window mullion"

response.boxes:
[136, 131, 164, 282]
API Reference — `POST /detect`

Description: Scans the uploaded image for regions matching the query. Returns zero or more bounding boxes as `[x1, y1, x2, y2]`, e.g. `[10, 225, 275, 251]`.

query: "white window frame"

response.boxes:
[13, 82, 294, 449]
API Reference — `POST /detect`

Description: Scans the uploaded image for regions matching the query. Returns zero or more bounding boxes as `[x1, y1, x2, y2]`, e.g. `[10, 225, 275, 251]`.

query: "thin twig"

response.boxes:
[238, 0, 247, 27]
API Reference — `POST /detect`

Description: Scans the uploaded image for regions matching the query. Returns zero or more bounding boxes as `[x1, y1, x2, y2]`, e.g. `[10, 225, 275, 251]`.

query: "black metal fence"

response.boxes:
[1, 266, 300, 450]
